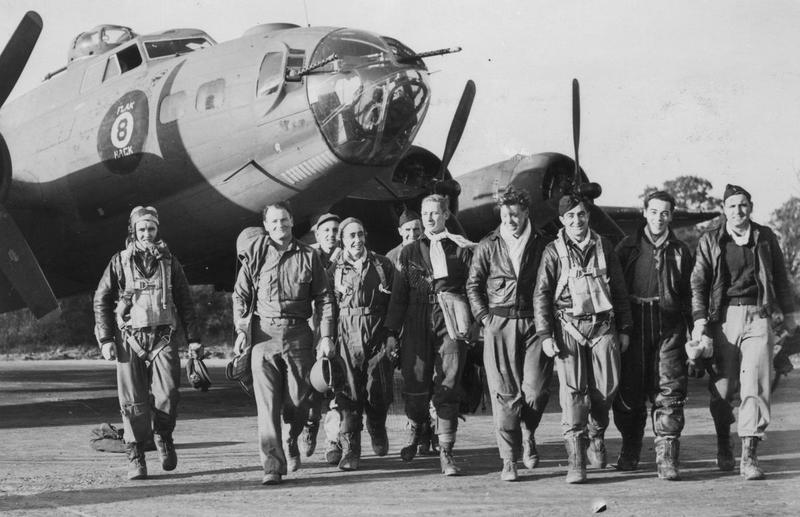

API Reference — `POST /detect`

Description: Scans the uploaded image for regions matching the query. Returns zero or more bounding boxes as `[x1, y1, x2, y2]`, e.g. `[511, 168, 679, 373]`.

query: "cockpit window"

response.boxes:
[103, 44, 142, 81]
[145, 38, 213, 59]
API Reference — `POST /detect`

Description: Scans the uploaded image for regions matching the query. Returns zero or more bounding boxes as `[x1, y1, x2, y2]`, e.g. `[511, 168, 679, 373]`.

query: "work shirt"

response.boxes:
[233, 236, 335, 338]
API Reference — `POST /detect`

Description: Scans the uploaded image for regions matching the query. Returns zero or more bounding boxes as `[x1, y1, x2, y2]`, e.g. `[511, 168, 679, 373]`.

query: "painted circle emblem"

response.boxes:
[97, 90, 149, 174]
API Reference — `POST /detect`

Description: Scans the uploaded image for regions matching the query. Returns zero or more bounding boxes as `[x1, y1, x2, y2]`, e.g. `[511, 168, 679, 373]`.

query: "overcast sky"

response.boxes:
[2, 0, 799, 221]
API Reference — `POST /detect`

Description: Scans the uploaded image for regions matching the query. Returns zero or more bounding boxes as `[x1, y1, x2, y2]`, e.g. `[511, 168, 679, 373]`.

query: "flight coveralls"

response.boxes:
[94, 242, 199, 445]
[613, 227, 692, 470]
[466, 226, 553, 464]
[533, 229, 632, 443]
[233, 235, 335, 476]
[385, 234, 473, 447]
[692, 223, 794, 443]
[331, 252, 394, 438]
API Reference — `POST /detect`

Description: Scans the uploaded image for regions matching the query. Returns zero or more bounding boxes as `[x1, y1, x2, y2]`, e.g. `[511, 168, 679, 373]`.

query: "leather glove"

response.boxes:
[101, 341, 116, 361]
[386, 334, 401, 368]
[188, 342, 204, 360]
[685, 339, 706, 378]
[317, 336, 334, 359]
[691, 318, 707, 343]
[699, 335, 714, 359]
[542, 336, 560, 358]
[234, 332, 247, 356]
[619, 333, 630, 354]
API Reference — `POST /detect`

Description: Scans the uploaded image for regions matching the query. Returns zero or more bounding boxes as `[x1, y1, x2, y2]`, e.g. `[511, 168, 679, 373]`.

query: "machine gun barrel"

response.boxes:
[398, 47, 462, 63]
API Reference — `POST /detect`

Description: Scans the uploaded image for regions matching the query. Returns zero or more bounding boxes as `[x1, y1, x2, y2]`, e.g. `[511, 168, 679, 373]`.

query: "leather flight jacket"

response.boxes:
[466, 225, 550, 322]
[691, 221, 795, 323]
[616, 226, 693, 320]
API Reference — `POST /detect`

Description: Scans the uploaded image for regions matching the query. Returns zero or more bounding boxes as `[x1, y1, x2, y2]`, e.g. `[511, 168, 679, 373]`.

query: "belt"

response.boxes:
[339, 306, 386, 316]
[489, 307, 534, 319]
[557, 309, 613, 322]
[630, 296, 660, 305]
[726, 296, 757, 306]
[410, 293, 438, 305]
[260, 316, 306, 326]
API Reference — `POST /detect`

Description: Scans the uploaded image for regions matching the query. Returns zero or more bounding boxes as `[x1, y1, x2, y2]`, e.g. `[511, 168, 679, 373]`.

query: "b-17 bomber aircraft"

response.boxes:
[0, 12, 716, 319]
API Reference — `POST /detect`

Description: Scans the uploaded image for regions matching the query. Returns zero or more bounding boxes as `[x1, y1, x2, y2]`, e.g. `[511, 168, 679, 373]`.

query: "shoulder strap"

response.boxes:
[593, 231, 607, 274]
[553, 233, 571, 302]
[371, 254, 390, 292]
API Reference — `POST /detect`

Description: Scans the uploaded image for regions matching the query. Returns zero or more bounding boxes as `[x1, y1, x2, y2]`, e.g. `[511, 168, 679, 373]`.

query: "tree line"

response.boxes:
[2, 175, 798, 355]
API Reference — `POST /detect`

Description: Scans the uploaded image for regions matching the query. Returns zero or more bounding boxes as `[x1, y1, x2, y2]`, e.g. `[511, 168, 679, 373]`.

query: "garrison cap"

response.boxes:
[398, 208, 421, 227]
[557, 194, 589, 216]
[723, 184, 752, 202]
[313, 212, 341, 231]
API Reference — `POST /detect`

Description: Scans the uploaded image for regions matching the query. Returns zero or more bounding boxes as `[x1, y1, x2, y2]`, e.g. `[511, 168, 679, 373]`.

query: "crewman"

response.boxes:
[93, 206, 201, 480]
[612, 191, 693, 480]
[533, 194, 632, 484]
[691, 184, 796, 480]
[232, 201, 335, 485]
[327, 217, 395, 470]
[384, 194, 475, 476]
[302, 213, 342, 463]
[466, 186, 553, 481]
[386, 208, 423, 267]
[385, 208, 438, 455]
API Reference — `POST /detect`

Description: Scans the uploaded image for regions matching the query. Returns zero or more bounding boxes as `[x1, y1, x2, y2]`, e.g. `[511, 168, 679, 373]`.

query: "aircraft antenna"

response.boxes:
[303, 0, 311, 27]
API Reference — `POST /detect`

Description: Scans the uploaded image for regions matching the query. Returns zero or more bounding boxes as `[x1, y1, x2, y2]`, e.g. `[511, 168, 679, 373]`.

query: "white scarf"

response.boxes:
[345, 250, 367, 271]
[425, 230, 476, 280]
[726, 222, 751, 246]
[569, 230, 592, 251]
[500, 221, 531, 276]
[645, 226, 668, 249]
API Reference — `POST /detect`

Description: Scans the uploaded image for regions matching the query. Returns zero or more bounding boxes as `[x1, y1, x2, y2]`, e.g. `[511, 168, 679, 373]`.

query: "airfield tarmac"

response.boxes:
[0, 359, 798, 516]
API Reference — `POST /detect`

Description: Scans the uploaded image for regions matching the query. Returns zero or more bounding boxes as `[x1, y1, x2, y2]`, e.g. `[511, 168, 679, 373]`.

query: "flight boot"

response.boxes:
[154, 432, 177, 471]
[325, 440, 343, 465]
[586, 432, 607, 469]
[400, 421, 421, 462]
[338, 432, 362, 471]
[615, 433, 642, 471]
[417, 420, 432, 456]
[655, 437, 680, 481]
[366, 420, 389, 457]
[439, 442, 462, 476]
[286, 435, 301, 472]
[501, 459, 519, 481]
[522, 436, 540, 470]
[740, 437, 765, 480]
[126, 442, 147, 480]
[715, 422, 735, 472]
[299, 419, 320, 458]
[564, 434, 587, 484]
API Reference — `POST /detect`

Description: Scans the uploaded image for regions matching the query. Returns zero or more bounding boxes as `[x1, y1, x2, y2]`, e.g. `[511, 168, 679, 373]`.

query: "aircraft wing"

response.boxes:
[601, 206, 719, 235]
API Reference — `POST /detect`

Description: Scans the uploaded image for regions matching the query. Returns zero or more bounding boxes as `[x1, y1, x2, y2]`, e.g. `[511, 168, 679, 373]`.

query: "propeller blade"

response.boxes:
[438, 79, 476, 179]
[0, 11, 42, 108]
[572, 78, 581, 186]
[0, 203, 59, 318]
[588, 203, 625, 241]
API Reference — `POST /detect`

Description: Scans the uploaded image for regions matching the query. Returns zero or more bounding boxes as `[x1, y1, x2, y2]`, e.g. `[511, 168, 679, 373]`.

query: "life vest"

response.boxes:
[553, 229, 613, 317]
[119, 246, 177, 329]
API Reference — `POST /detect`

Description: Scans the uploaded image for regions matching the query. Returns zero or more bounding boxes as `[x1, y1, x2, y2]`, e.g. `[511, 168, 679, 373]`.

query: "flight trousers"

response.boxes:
[115, 327, 180, 444]
[483, 314, 553, 460]
[335, 311, 394, 432]
[400, 301, 466, 443]
[251, 319, 315, 475]
[613, 302, 687, 440]
[708, 305, 774, 438]
[554, 314, 621, 438]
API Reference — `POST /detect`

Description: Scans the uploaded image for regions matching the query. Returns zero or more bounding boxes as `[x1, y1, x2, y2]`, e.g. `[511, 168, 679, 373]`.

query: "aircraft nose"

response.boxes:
[306, 29, 430, 166]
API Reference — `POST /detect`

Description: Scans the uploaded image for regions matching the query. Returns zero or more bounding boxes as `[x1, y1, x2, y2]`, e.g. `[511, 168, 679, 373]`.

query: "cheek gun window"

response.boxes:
[196, 79, 225, 111]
